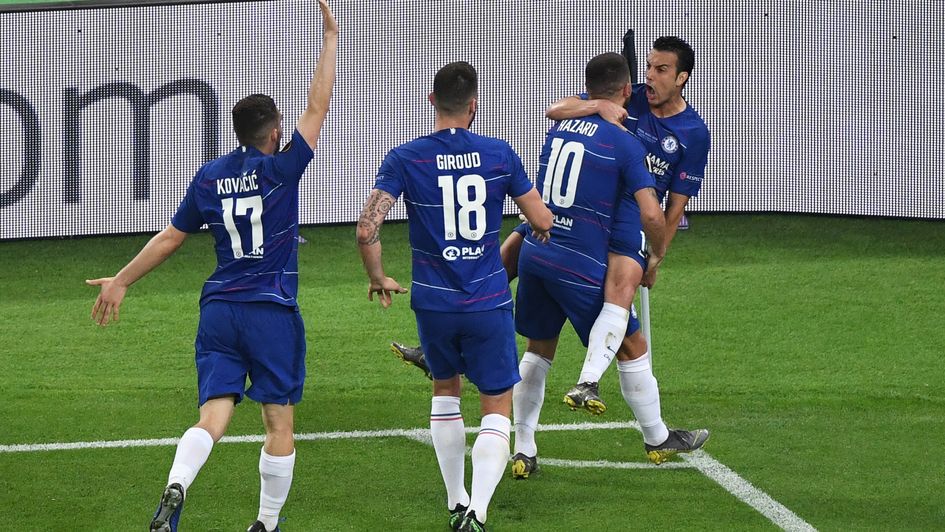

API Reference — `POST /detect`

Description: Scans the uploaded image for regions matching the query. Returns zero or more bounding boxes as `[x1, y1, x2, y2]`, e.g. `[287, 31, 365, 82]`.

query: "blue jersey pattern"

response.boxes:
[581, 87, 710, 201]
[518, 115, 652, 291]
[171, 129, 314, 308]
[373, 128, 534, 313]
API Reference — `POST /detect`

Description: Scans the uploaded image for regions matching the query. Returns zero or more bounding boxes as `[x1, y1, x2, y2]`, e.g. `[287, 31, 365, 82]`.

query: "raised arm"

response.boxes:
[356, 189, 406, 307]
[546, 95, 628, 128]
[296, 0, 339, 150]
[86, 224, 189, 326]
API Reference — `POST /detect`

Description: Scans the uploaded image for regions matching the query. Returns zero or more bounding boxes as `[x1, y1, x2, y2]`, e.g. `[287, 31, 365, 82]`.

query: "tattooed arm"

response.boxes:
[356, 188, 407, 308]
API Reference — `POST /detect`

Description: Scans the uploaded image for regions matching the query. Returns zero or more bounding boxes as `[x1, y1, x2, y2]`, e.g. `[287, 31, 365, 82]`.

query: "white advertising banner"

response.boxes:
[1, 0, 942, 239]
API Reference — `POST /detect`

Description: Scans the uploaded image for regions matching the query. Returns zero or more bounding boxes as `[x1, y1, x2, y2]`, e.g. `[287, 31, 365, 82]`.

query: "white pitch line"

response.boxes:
[682, 451, 817, 532]
[0, 420, 815, 531]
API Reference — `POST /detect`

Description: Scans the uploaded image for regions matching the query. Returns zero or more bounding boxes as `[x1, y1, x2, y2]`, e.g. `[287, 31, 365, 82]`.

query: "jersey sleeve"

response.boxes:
[506, 146, 533, 199]
[170, 178, 205, 233]
[372, 149, 405, 198]
[270, 129, 315, 185]
[618, 134, 656, 195]
[669, 127, 710, 197]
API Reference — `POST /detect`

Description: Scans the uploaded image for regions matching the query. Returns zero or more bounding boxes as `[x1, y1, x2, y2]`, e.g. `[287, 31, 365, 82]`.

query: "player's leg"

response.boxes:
[249, 403, 296, 532]
[152, 397, 236, 532]
[460, 309, 520, 529]
[416, 309, 471, 529]
[615, 334, 709, 464]
[511, 272, 566, 477]
[511, 337, 557, 478]
[500, 223, 527, 283]
[242, 302, 307, 532]
[152, 301, 245, 532]
[566, 254, 642, 414]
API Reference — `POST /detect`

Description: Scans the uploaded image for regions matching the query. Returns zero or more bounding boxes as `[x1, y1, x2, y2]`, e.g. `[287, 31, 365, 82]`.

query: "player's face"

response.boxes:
[645, 50, 687, 107]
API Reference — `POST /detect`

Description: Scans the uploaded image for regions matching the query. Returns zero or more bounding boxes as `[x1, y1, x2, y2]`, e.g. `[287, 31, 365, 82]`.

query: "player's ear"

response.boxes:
[675, 71, 689, 87]
[428, 93, 436, 107]
[468, 97, 477, 116]
[622, 82, 632, 99]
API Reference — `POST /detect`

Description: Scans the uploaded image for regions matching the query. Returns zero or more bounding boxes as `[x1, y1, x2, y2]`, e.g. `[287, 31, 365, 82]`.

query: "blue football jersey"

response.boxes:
[518, 115, 653, 290]
[581, 87, 710, 201]
[373, 128, 534, 312]
[171, 129, 313, 308]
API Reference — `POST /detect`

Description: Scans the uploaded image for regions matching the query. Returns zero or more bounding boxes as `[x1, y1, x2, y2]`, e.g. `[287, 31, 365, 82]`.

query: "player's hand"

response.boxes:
[597, 100, 629, 130]
[518, 213, 551, 243]
[641, 255, 663, 288]
[317, 0, 338, 35]
[368, 277, 407, 308]
[86, 277, 128, 326]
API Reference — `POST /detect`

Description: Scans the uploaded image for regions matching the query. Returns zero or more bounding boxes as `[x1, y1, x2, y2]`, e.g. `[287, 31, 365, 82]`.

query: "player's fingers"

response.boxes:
[97, 303, 111, 326]
[367, 289, 375, 301]
[91, 296, 102, 320]
[396, 286, 407, 294]
[85, 278, 105, 286]
[112, 303, 120, 323]
[380, 290, 392, 308]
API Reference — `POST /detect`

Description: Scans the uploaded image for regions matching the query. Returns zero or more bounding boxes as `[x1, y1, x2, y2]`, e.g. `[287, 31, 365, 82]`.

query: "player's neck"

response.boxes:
[649, 94, 687, 118]
[434, 112, 472, 132]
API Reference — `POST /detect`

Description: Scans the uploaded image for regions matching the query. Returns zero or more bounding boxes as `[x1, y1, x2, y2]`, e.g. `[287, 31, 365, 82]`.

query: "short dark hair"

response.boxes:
[652, 36, 695, 79]
[232, 94, 280, 147]
[433, 62, 478, 116]
[585, 52, 630, 98]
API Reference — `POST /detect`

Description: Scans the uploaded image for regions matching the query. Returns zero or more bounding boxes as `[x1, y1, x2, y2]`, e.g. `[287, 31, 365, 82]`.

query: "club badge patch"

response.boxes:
[661, 135, 679, 153]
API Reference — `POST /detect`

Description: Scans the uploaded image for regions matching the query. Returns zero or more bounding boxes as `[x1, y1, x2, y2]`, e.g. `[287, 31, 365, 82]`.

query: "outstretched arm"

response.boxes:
[356, 189, 406, 307]
[546, 96, 628, 128]
[86, 224, 189, 326]
[296, 0, 339, 150]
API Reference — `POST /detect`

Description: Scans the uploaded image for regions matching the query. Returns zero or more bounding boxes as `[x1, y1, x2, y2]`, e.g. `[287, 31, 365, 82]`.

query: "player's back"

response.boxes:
[171, 131, 314, 307]
[373, 128, 533, 312]
[519, 114, 647, 290]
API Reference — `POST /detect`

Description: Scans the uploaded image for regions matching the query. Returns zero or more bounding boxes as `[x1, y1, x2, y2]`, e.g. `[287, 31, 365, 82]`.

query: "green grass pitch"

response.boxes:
[0, 214, 943, 530]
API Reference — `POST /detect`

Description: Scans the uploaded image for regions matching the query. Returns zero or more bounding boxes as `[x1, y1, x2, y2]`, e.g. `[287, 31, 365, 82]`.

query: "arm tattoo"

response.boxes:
[357, 190, 395, 245]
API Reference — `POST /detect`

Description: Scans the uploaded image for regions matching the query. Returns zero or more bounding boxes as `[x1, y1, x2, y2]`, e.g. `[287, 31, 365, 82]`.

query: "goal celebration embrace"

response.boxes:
[84, 1, 713, 530]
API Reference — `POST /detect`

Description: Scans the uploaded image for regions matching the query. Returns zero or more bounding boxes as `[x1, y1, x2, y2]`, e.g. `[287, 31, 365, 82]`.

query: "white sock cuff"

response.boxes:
[617, 352, 651, 373]
[521, 351, 552, 370]
[183, 426, 214, 450]
[480, 413, 511, 435]
[432, 395, 461, 412]
[260, 448, 296, 477]
[601, 302, 630, 320]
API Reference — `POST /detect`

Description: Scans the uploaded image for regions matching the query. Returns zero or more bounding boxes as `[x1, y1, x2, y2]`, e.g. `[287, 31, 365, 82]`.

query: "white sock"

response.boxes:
[167, 427, 214, 495]
[618, 354, 669, 445]
[430, 396, 469, 510]
[468, 413, 511, 523]
[512, 352, 551, 457]
[257, 448, 296, 531]
[579, 302, 628, 383]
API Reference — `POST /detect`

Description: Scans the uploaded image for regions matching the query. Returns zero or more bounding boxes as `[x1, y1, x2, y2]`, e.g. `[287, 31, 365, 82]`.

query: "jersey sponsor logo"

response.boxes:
[553, 214, 573, 230]
[442, 245, 484, 261]
[660, 135, 679, 153]
[246, 246, 265, 258]
[645, 153, 669, 177]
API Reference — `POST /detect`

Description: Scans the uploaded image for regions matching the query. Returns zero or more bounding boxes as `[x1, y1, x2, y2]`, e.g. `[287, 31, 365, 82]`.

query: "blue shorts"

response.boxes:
[515, 271, 639, 347]
[609, 220, 649, 272]
[415, 308, 521, 394]
[195, 300, 306, 407]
